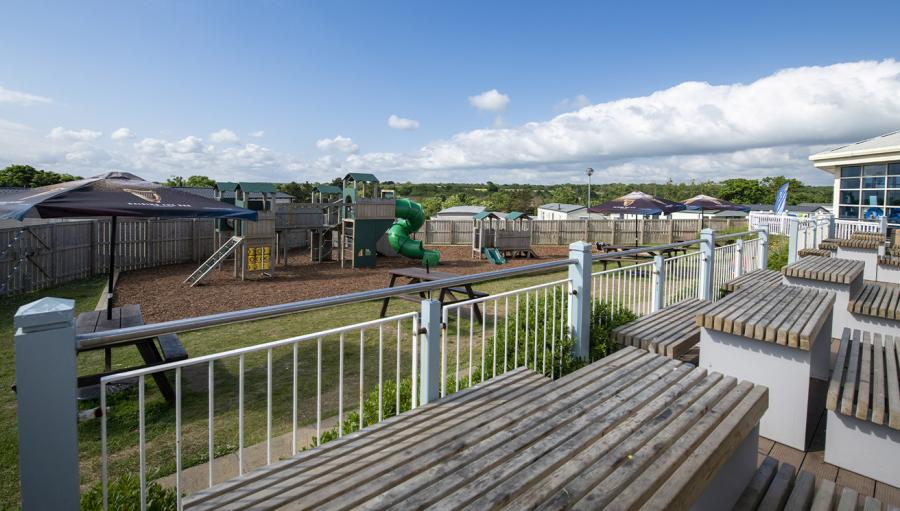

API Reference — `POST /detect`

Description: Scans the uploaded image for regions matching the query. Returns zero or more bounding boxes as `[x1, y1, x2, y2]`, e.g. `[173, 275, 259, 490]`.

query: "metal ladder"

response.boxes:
[184, 236, 243, 287]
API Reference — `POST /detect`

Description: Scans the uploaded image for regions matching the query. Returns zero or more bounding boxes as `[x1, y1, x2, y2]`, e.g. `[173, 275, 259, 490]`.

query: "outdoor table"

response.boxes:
[379, 267, 488, 323]
[76, 304, 186, 402]
[697, 284, 833, 450]
[184, 347, 768, 510]
[594, 243, 690, 271]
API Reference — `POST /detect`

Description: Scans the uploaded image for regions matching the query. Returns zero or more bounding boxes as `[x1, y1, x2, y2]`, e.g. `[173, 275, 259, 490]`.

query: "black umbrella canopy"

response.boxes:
[0, 172, 257, 221]
[0, 172, 257, 318]
[682, 194, 750, 212]
[588, 191, 686, 216]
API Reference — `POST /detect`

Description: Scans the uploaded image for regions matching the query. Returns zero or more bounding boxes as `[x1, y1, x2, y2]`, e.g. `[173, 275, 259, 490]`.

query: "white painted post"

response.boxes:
[567, 241, 592, 360]
[827, 214, 835, 239]
[651, 254, 665, 313]
[698, 228, 715, 301]
[14, 297, 80, 510]
[880, 215, 888, 237]
[419, 299, 441, 405]
[734, 239, 744, 278]
[787, 217, 799, 264]
[758, 225, 769, 270]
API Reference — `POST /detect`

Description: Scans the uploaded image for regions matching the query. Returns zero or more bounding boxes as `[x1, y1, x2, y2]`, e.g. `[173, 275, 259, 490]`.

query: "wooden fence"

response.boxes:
[0, 216, 746, 296]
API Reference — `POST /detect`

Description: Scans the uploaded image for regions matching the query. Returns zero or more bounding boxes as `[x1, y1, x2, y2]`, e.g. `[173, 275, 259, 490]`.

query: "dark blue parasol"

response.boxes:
[588, 191, 686, 246]
[683, 194, 750, 228]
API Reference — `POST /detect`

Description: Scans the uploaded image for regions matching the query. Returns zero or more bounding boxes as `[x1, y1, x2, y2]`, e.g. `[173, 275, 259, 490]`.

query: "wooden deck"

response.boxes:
[184, 347, 767, 510]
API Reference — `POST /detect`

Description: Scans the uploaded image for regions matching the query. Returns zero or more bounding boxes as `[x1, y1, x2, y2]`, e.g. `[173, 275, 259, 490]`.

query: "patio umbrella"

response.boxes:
[0, 172, 257, 318]
[682, 194, 750, 229]
[588, 191, 686, 246]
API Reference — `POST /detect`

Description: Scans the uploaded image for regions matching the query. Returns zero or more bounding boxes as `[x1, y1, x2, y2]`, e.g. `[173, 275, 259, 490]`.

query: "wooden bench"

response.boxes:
[848, 282, 900, 320]
[379, 267, 489, 323]
[798, 248, 832, 258]
[833, 238, 883, 280]
[735, 456, 894, 511]
[184, 347, 768, 510]
[721, 269, 782, 295]
[698, 284, 833, 449]
[818, 239, 841, 251]
[612, 298, 711, 358]
[824, 328, 900, 488]
[782, 256, 864, 285]
[878, 249, 900, 284]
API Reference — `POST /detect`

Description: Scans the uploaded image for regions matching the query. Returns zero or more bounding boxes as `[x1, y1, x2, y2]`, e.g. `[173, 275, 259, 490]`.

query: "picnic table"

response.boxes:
[184, 347, 768, 510]
[594, 243, 690, 271]
[76, 304, 187, 402]
[379, 267, 488, 323]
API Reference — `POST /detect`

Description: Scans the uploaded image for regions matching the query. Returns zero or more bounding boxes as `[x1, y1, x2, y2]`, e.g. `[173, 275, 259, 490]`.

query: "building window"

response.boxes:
[839, 162, 900, 221]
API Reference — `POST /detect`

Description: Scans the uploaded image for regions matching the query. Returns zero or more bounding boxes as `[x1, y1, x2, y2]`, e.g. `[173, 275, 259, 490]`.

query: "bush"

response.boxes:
[81, 474, 177, 511]
[590, 301, 637, 360]
[767, 234, 788, 271]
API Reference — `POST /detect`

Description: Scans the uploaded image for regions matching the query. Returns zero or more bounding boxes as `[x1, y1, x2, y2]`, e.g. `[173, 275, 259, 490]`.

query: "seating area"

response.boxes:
[184, 348, 768, 510]
[799, 248, 833, 258]
[611, 298, 712, 358]
[720, 268, 783, 295]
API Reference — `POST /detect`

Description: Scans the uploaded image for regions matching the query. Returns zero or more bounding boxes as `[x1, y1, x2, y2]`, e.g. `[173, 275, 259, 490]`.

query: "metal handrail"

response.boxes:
[76, 231, 761, 350]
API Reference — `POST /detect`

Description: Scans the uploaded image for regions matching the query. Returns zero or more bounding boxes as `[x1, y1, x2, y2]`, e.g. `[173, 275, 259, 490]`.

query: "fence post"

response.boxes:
[826, 214, 835, 239]
[698, 228, 715, 301]
[787, 217, 799, 264]
[734, 238, 744, 277]
[758, 225, 769, 270]
[651, 254, 665, 313]
[14, 297, 79, 510]
[567, 241, 592, 360]
[419, 299, 441, 405]
[880, 215, 888, 237]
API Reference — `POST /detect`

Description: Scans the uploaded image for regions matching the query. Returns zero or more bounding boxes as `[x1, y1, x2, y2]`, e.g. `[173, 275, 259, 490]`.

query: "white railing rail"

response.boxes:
[100, 311, 418, 511]
[12, 228, 768, 510]
[834, 218, 881, 240]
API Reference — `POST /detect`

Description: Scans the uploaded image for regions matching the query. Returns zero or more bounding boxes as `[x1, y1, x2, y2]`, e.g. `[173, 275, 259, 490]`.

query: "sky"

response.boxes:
[1, 0, 900, 186]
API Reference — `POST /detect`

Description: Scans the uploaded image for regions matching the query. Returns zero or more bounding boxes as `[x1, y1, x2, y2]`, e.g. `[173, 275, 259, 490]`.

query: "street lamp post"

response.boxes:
[586, 167, 594, 209]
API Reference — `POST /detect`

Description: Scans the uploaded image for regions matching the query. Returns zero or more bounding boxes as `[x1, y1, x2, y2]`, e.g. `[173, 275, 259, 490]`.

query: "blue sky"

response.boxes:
[2, 1, 900, 185]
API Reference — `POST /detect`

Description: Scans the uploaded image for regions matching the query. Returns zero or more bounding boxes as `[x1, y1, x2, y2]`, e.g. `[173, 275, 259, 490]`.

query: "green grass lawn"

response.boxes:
[0, 258, 659, 508]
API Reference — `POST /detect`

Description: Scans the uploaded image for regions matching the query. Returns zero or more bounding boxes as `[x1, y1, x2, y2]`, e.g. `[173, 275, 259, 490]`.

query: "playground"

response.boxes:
[116, 244, 571, 322]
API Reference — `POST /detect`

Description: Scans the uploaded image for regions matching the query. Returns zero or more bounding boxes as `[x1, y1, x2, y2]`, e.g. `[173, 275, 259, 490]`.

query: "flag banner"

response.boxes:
[774, 183, 789, 214]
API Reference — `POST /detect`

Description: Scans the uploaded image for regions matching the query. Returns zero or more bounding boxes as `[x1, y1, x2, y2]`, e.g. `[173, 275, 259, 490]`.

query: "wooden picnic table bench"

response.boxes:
[720, 269, 782, 295]
[76, 304, 187, 403]
[824, 328, 900, 488]
[735, 456, 893, 511]
[848, 281, 900, 320]
[698, 284, 833, 450]
[782, 256, 864, 285]
[184, 347, 768, 510]
[379, 267, 488, 323]
[797, 248, 832, 258]
[612, 298, 712, 358]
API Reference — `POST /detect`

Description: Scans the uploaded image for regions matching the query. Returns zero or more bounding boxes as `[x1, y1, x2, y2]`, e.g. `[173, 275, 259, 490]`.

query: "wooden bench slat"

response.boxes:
[827, 328, 852, 411]
[782, 256, 863, 285]
[837, 487, 860, 511]
[810, 478, 837, 511]
[889, 335, 900, 430]
[783, 470, 816, 511]
[733, 456, 778, 511]
[856, 331, 873, 421]
[757, 461, 796, 511]
[841, 330, 862, 417]
[873, 333, 886, 425]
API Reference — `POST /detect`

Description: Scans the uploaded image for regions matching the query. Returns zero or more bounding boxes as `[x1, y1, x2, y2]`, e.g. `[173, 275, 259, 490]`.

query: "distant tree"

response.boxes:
[486, 181, 499, 193]
[760, 176, 803, 204]
[549, 185, 582, 205]
[185, 175, 216, 187]
[718, 178, 766, 204]
[164, 176, 186, 187]
[0, 164, 80, 187]
[420, 196, 444, 217]
[278, 181, 316, 201]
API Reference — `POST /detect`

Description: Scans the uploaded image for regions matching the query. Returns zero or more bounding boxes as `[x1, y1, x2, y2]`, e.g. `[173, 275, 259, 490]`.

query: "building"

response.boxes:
[810, 129, 900, 222]
[669, 209, 748, 220]
[433, 205, 486, 219]
[536, 203, 587, 220]
[741, 203, 830, 218]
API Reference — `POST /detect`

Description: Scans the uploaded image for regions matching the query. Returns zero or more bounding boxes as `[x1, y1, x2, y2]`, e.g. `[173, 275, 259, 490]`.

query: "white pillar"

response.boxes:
[651, 254, 665, 313]
[788, 217, 799, 264]
[758, 225, 769, 270]
[698, 229, 715, 301]
[567, 241, 592, 360]
[734, 239, 744, 278]
[419, 299, 441, 405]
[14, 297, 80, 510]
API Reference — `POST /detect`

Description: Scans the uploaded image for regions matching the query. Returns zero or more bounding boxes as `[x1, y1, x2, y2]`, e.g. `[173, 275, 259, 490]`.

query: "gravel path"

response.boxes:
[115, 245, 572, 323]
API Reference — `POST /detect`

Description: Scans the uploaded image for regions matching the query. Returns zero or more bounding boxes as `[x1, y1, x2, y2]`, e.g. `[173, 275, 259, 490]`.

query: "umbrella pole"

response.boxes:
[107, 216, 117, 320]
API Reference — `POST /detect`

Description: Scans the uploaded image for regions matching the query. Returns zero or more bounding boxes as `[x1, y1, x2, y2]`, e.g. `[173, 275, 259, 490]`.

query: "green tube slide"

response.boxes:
[388, 198, 441, 267]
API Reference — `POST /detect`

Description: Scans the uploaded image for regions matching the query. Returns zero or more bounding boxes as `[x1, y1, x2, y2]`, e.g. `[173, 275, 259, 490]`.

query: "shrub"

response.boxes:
[767, 234, 788, 271]
[81, 473, 177, 511]
[590, 301, 637, 360]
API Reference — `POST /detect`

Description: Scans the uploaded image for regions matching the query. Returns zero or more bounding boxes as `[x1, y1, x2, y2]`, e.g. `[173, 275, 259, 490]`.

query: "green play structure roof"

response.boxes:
[314, 185, 343, 195]
[505, 211, 527, 220]
[473, 211, 501, 220]
[235, 182, 278, 194]
[344, 172, 379, 183]
[214, 182, 238, 192]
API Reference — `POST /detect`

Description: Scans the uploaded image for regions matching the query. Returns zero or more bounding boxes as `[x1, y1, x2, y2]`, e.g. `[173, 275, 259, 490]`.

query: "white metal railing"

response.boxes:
[713, 242, 739, 294]
[99, 311, 418, 511]
[795, 217, 831, 252]
[662, 250, 702, 306]
[440, 278, 571, 395]
[743, 238, 761, 273]
[592, 260, 655, 317]
[834, 218, 881, 240]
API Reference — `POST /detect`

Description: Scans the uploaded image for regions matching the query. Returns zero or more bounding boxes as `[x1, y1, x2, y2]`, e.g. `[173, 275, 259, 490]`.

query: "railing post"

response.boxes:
[651, 255, 665, 313]
[734, 238, 744, 278]
[419, 299, 441, 405]
[812, 218, 819, 247]
[827, 214, 835, 239]
[787, 217, 799, 264]
[880, 215, 888, 237]
[567, 241, 592, 360]
[758, 225, 769, 270]
[698, 228, 715, 301]
[14, 297, 79, 510]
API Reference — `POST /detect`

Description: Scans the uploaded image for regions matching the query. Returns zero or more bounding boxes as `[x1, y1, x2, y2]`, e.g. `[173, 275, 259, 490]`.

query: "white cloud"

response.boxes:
[0, 85, 52, 106]
[110, 127, 135, 141]
[555, 94, 591, 112]
[387, 114, 420, 130]
[249, 130, 265, 138]
[316, 134, 359, 154]
[210, 128, 240, 144]
[48, 126, 103, 142]
[468, 89, 510, 112]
